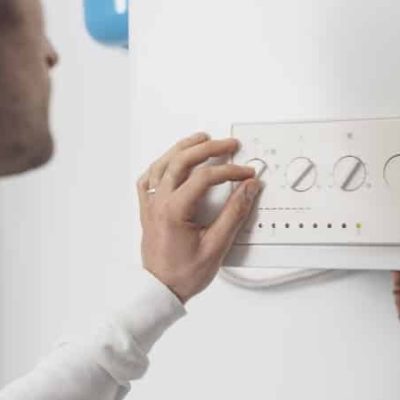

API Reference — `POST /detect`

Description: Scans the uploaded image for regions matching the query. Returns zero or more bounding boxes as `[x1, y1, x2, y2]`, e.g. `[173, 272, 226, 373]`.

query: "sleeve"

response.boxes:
[0, 270, 186, 400]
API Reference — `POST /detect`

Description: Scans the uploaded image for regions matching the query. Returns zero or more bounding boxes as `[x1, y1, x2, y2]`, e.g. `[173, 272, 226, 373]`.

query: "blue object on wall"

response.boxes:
[84, 0, 129, 48]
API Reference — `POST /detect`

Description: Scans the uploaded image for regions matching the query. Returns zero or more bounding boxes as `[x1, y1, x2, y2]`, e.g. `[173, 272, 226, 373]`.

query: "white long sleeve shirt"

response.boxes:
[0, 270, 186, 400]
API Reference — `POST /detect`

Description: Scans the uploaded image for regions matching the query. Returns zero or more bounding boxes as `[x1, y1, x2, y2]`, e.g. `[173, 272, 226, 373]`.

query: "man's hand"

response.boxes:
[137, 132, 261, 303]
[393, 272, 400, 318]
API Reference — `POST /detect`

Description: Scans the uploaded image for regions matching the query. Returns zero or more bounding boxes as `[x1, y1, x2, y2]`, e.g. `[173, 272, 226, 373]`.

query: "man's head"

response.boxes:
[0, 0, 58, 177]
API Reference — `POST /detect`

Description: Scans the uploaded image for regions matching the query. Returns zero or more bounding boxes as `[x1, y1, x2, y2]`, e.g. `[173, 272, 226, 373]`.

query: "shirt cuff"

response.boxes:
[114, 268, 187, 354]
[90, 269, 187, 384]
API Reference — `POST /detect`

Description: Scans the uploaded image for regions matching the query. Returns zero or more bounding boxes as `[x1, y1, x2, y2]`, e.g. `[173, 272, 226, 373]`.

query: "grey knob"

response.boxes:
[246, 158, 268, 179]
[384, 154, 400, 193]
[334, 156, 366, 192]
[286, 157, 317, 192]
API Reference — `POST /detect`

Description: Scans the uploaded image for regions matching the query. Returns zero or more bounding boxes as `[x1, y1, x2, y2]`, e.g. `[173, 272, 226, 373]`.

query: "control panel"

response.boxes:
[232, 118, 400, 246]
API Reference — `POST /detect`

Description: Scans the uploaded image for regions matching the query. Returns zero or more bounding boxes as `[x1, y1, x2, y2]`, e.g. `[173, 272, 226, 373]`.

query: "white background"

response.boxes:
[131, 1, 400, 399]
[0, 1, 399, 400]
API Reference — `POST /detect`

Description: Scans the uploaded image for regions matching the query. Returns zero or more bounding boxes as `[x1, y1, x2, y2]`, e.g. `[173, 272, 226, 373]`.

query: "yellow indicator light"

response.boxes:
[356, 223, 362, 230]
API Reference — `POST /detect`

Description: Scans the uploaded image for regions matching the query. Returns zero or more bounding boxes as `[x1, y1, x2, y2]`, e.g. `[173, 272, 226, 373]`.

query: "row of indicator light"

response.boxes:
[258, 223, 363, 230]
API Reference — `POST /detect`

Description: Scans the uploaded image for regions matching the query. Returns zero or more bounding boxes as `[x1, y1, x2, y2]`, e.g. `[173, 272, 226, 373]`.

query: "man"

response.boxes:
[0, 1, 399, 399]
[0, 1, 261, 399]
[0, 1, 56, 175]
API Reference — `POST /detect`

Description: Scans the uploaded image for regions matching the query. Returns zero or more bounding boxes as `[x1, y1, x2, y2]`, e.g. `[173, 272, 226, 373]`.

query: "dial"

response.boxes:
[246, 158, 268, 179]
[334, 156, 366, 192]
[286, 157, 317, 192]
[384, 154, 400, 193]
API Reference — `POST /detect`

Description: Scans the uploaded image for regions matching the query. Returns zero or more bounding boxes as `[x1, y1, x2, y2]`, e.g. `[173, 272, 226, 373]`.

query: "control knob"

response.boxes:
[384, 154, 400, 193]
[246, 158, 268, 179]
[286, 157, 317, 192]
[334, 156, 366, 192]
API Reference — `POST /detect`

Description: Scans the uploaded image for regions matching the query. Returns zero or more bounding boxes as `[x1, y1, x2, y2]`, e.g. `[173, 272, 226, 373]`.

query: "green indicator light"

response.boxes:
[356, 223, 362, 229]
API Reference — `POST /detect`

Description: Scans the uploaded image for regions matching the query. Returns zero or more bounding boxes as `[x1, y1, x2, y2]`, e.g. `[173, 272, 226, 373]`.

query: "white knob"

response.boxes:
[334, 156, 366, 192]
[384, 154, 400, 193]
[246, 158, 268, 179]
[286, 157, 317, 192]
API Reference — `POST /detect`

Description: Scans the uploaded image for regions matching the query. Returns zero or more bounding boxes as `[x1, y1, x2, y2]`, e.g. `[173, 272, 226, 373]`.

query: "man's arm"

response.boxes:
[0, 133, 261, 399]
[0, 269, 185, 400]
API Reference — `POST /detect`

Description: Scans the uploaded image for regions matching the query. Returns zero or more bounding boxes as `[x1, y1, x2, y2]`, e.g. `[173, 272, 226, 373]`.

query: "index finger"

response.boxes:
[146, 132, 210, 188]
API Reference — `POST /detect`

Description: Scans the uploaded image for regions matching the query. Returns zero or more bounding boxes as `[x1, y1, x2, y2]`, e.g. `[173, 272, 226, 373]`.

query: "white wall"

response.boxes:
[1, 2, 400, 400]
[130, 1, 400, 400]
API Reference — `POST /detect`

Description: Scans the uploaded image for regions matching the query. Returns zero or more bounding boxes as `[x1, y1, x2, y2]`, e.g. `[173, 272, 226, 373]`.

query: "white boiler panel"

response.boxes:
[232, 118, 400, 246]
[131, 0, 400, 270]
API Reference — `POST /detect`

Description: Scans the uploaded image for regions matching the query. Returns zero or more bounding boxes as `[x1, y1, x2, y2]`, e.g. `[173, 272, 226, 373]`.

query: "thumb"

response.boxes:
[203, 178, 262, 259]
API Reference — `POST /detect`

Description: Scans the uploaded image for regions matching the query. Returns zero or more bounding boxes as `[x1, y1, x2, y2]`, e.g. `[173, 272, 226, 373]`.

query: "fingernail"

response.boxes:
[232, 138, 240, 147]
[245, 181, 262, 201]
[193, 132, 210, 140]
[244, 166, 256, 174]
